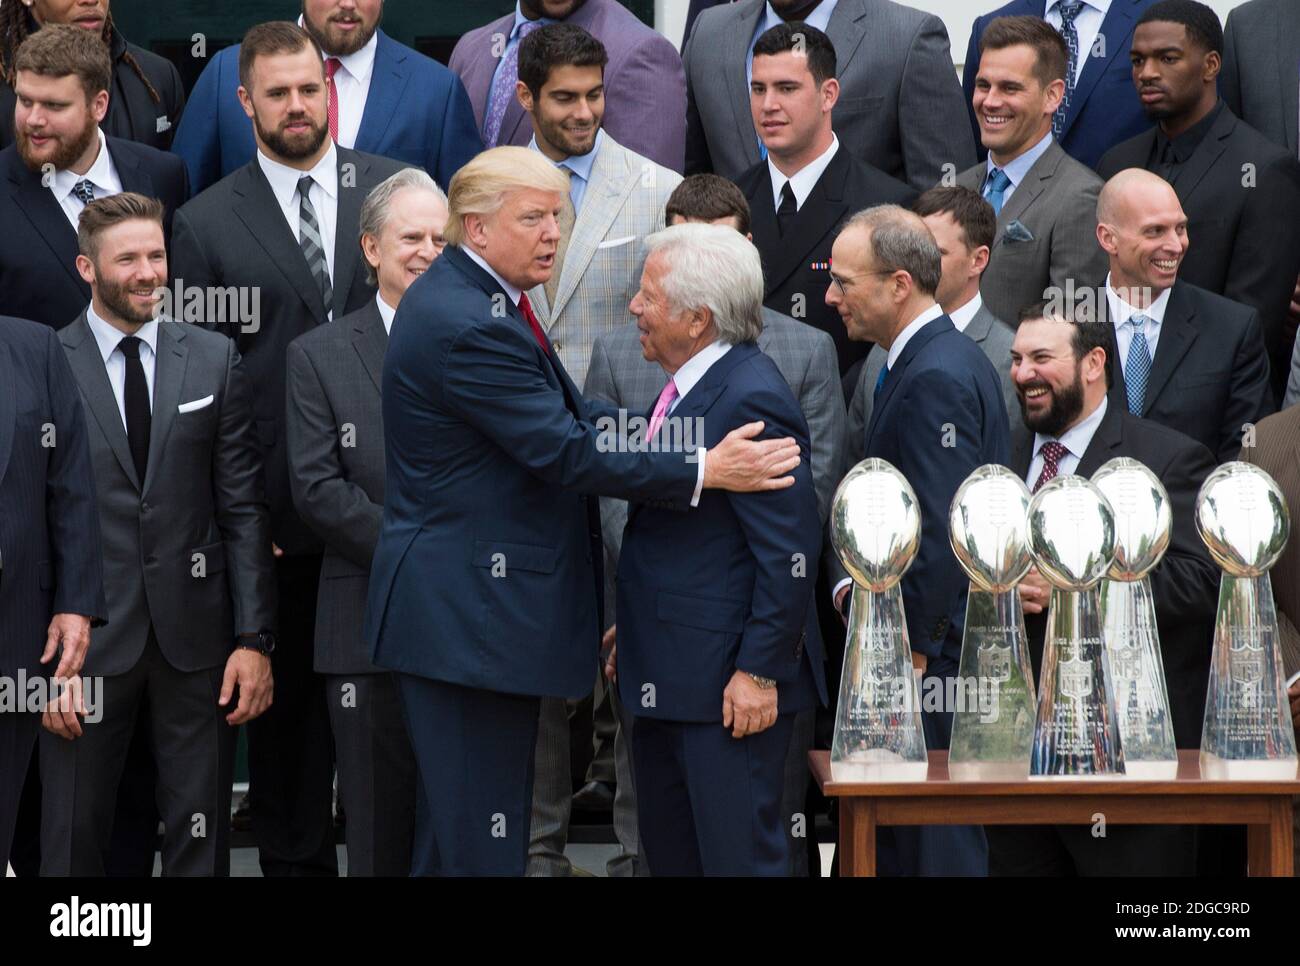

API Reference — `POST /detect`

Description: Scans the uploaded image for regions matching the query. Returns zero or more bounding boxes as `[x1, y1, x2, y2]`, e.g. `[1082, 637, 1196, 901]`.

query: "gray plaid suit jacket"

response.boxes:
[526, 134, 682, 388]
[585, 308, 847, 617]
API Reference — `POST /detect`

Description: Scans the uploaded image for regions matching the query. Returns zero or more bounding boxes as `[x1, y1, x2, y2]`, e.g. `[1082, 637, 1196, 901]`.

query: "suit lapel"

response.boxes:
[764, 149, 851, 293]
[965, 303, 996, 344]
[112, 140, 156, 198]
[864, 316, 951, 443]
[0, 340, 14, 489]
[1061, 0, 1138, 139]
[333, 149, 365, 317]
[997, 141, 1059, 232]
[1098, 296, 1132, 413]
[1275, 1, 1300, 155]
[352, 299, 388, 393]
[61, 313, 141, 491]
[1011, 425, 1034, 479]
[6, 150, 84, 291]
[724, 0, 766, 172]
[1074, 398, 1124, 478]
[144, 320, 188, 494]
[355, 33, 406, 151]
[671, 342, 757, 424]
[827, 0, 869, 80]
[231, 162, 327, 320]
[1142, 284, 1197, 411]
[1168, 108, 1233, 201]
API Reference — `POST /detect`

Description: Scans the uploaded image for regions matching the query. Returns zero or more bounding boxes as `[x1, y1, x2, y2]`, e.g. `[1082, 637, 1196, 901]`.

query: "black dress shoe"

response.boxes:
[571, 780, 615, 812]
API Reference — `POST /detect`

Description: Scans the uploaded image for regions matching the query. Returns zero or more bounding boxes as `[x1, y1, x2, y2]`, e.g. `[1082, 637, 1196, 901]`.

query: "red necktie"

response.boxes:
[1032, 440, 1069, 493]
[517, 292, 550, 353]
[325, 57, 341, 142]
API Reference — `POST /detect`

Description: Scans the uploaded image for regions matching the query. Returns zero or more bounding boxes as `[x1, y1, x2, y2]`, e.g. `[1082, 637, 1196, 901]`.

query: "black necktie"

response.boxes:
[777, 181, 797, 237]
[118, 336, 151, 482]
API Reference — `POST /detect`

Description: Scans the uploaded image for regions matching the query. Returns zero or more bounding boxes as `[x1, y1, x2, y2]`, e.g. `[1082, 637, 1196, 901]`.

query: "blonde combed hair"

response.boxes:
[445, 146, 571, 247]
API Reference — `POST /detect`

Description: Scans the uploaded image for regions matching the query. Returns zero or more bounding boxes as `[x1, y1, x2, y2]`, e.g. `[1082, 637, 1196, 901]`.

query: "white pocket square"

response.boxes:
[178, 395, 214, 414]
[597, 235, 636, 249]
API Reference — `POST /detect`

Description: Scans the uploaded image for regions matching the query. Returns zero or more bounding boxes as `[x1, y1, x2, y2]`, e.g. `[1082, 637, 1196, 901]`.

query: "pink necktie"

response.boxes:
[325, 58, 341, 142]
[647, 378, 679, 441]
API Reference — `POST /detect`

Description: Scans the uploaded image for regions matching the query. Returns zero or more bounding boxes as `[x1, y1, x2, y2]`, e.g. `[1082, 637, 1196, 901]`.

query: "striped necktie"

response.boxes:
[297, 175, 332, 313]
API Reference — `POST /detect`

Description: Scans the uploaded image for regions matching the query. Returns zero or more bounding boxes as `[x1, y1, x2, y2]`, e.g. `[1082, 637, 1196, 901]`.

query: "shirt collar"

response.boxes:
[298, 14, 379, 81]
[758, 0, 839, 35]
[768, 134, 839, 210]
[1105, 273, 1173, 328]
[463, 246, 523, 305]
[513, 1, 555, 35]
[1155, 98, 1224, 165]
[1035, 395, 1108, 464]
[85, 301, 159, 365]
[987, 129, 1054, 187]
[257, 139, 339, 209]
[668, 338, 733, 402]
[529, 128, 603, 184]
[54, 127, 111, 199]
[376, 293, 396, 334]
[1046, 0, 1108, 15]
[885, 302, 945, 370]
[948, 292, 982, 333]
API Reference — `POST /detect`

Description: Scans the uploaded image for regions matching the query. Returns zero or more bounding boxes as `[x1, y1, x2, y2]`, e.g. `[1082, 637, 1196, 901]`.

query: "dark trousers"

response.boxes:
[0, 708, 40, 872]
[325, 672, 417, 877]
[397, 674, 541, 876]
[631, 712, 795, 876]
[987, 824, 1198, 876]
[40, 633, 235, 876]
[248, 554, 336, 876]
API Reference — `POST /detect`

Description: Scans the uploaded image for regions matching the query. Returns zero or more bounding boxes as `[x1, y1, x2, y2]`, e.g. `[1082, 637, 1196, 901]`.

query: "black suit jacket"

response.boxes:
[1097, 104, 1300, 400]
[169, 147, 408, 555]
[0, 138, 189, 329]
[735, 147, 916, 375]
[1010, 402, 1219, 748]
[0, 315, 105, 676]
[1098, 281, 1273, 464]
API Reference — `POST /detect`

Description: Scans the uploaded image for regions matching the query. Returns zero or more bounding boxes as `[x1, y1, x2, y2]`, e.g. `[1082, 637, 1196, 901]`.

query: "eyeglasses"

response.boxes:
[828, 268, 897, 297]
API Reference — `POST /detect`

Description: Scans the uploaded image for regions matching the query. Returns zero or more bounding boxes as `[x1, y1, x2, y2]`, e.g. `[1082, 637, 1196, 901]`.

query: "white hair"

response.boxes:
[643, 222, 764, 344]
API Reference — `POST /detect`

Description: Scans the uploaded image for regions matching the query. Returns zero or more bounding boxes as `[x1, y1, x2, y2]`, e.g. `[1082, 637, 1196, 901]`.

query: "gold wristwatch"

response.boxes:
[745, 672, 777, 689]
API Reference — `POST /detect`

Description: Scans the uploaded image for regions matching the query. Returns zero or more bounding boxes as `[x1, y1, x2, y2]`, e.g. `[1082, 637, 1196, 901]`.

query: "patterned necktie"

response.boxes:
[873, 362, 890, 403]
[325, 57, 342, 142]
[544, 167, 576, 308]
[1125, 314, 1153, 415]
[984, 167, 1011, 215]
[298, 175, 333, 313]
[777, 181, 797, 238]
[483, 19, 543, 146]
[117, 336, 151, 483]
[648, 377, 679, 441]
[1053, 0, 1084, 138]
[1033, 440, 1069, 493]
[72, 179, 96, 205]
[517, 292, 550, 353]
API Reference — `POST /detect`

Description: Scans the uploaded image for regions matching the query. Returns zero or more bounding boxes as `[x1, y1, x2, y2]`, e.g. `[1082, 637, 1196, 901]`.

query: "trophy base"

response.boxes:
[1119, 759, 1179, 780]
[948, 760, 1028, 782]
[831, 753, 928, 783]
[1199, 753, 1300, 781]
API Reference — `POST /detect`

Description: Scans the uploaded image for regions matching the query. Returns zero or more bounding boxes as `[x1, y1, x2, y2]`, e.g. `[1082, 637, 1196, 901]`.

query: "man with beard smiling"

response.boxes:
[998, 300, 1219, 876]
[170, 21, 408, 877]
[0, 24, 187, 330]
[174, 0, 480, 195]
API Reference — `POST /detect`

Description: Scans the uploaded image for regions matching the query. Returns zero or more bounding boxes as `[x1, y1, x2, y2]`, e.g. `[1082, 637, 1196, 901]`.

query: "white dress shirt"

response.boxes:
[376, 293, 396, 334]
[1025, 395, 1108, 487]
[666, 340, 732, 507]
[947, 293, 983, 334]
[50, 127, 123, 229]
[1105, 274, 1170, 379]
[1045, 0, 1111, 86]
[768, 135, 840, 211]
[258, 140, 339, 289]
[84, 303, 158, 428]
[299, 15, 377, 149]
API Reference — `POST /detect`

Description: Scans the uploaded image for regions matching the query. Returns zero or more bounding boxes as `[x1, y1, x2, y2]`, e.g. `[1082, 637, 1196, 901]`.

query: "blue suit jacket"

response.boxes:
[364, 246, 698, 700]
[0, 316, 106, 677]
[963, 0, 1157, 171]
[172, 30, 482, 194]
[616, 342, 827, 723]
[862, 316, 1010, 665]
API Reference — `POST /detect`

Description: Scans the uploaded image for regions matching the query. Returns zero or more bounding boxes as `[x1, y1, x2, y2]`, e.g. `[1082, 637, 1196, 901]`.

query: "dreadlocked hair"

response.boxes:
[0, 6, 160, 105]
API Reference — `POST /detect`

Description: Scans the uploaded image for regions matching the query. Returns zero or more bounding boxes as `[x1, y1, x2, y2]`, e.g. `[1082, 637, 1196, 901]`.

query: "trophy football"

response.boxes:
[947, 465, 1037, 780]
[1196, 461, 1298, 780]
[1028, 475, 1125, 777]
[829, 458, 928, 781]
[1093, 458, 1179, 779]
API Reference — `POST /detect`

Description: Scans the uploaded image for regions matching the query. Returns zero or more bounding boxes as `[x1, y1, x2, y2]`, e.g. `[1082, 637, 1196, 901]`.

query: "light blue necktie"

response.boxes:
[1053, 0, 1085, 138]
[1125, 314, 1152, 415]
[984, 167, 1011, 215]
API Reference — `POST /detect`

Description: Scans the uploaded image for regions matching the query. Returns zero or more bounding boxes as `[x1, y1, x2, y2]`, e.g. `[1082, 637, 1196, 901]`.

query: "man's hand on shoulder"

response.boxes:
[703, 421, 799, 493]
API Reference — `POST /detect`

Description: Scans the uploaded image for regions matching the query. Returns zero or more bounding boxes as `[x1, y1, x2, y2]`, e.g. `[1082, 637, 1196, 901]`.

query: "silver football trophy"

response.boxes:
[829, 459, 928, 781]
[1196, 461, 1298, 779]
[1093, 458, 1179, 779]
[1028, 475, 1125, 777]
[947, 465, 1037, 780]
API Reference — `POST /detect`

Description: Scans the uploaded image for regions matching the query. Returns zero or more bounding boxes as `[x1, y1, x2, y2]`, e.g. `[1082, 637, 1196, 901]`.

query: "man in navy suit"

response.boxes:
[172, 0, 481, 195]
[826, 205, 1010, 875]
[964, 0, 1161, 170]
[612, 223, 825, 875]
[0, 314, 106, 873]
[365, 146, 803, 876]
[0, 24, 187, 329]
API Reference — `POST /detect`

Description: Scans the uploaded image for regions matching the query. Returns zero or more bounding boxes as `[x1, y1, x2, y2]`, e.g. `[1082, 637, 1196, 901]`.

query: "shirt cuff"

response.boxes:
[832, 577, 852, 609]
[690, 448, 706, 507]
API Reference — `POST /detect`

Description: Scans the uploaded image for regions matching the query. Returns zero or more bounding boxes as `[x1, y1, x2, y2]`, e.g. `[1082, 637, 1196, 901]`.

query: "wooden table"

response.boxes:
[810, 750, 1300, 876]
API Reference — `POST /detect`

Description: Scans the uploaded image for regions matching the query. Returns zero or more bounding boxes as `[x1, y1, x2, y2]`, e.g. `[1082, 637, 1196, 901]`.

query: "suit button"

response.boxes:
[141, 502, 150, 513]
[553, 340, 562, 352]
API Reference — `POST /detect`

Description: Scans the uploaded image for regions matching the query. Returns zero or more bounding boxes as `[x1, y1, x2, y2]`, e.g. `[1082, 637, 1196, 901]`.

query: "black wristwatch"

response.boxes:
[236, 630, 277, 656]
